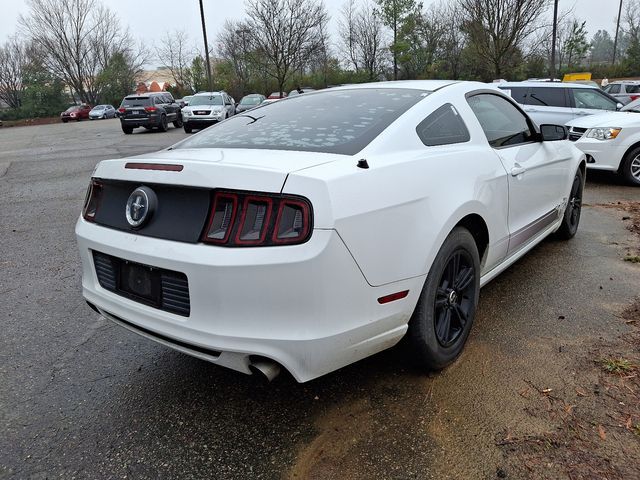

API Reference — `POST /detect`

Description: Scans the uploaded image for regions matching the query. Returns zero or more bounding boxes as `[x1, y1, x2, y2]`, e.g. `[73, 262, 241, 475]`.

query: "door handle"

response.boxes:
[511, 165, 526, 176]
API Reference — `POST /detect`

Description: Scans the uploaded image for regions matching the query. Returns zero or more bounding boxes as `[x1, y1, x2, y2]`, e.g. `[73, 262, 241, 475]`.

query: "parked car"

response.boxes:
[89, 105, 116, 120]
[181, 91, 236, 133]
[602, 81, 640, 105]
[566, 111, 640, 185]
[236, 93, 266, 113]
[61, 104, 92, 122]
[77, 81, 585, 382]
[262, 91, 288, 104]
[117, 92, 182, 134]
[497, 81, 622, 126]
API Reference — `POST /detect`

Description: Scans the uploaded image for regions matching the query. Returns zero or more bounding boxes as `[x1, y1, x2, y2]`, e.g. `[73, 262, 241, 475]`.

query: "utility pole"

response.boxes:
[199, 0, 213, 91]
[550, 0, 559, 79]
[613, 0, 623, 65]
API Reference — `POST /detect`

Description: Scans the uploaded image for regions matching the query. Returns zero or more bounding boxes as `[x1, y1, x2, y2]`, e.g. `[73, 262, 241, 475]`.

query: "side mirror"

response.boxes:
[617, 102, 624, 110]
[540, 124, 568, 141]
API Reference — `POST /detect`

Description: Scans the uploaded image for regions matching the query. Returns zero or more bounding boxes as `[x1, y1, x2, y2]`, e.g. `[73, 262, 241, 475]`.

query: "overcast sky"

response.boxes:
[0, 0, 622, 66]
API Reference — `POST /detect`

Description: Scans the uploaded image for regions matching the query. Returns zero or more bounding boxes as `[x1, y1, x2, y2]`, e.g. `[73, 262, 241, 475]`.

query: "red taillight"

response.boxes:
[82, 179, 103, 222]
[118, 107, 126, 113]
[377, 290, 409, 304]
[145, 106, 157, 112]
[201, 191, 312, 247]
[125, 162, 184, 171]
[630, 95, 640, 101]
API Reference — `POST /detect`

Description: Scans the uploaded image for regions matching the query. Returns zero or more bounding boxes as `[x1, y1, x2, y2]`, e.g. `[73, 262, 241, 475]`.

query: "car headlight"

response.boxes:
[585, 127, 622, 140]
[182, 110, 191, 116]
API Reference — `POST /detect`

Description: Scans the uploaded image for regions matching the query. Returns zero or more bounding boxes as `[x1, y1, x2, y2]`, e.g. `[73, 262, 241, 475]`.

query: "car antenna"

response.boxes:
[357, 159, 369, 169]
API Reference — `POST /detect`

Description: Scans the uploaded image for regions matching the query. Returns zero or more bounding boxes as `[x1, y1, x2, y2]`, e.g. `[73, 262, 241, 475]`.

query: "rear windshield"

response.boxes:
[121, 97, 151, 107]
[190, 95, 223, 106]
[177, 88, 429, 155]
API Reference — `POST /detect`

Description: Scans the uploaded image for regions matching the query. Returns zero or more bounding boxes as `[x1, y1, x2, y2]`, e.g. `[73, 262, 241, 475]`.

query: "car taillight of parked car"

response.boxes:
[145, 106, 157, 113]
[82, 179, 103, 222]
[630, 95, 640, 102]
[118, 107, 126, 114]
[201, 190, 312, 247]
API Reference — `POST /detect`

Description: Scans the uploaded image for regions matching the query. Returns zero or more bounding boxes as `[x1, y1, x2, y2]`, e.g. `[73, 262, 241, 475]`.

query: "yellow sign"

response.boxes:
[563, 72, 592, 82]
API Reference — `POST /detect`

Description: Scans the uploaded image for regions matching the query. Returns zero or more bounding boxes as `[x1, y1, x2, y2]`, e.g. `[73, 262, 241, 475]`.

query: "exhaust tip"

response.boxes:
[249, 357, 281, 382]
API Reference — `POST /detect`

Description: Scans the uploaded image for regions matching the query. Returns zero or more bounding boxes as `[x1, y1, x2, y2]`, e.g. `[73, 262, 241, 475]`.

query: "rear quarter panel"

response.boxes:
[284, 91, 511, 287]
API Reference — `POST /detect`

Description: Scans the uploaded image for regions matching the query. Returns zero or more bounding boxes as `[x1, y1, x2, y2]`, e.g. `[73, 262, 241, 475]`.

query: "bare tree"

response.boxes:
[217, 20, 253, 93]
[459, 0, 552, 79]
[338, 0, 388, 80]
[438, 2, 467, 79]
[0, 37, 27, 109]
[245, 0, 329, 96]
[20, 0, 145, 104]
[156, 30, 194, 92]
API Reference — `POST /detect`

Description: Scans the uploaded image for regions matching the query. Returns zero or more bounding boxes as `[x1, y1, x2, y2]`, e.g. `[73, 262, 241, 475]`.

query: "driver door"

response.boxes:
[467, 93, 572, 255]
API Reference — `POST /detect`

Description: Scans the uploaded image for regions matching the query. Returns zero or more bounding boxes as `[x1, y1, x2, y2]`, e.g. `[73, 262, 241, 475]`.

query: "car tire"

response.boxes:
[158, 114, 168, 132]
[408, 227, 480, 370]
[621, 147, 640, 186]
[62, 119, 68, 123]
[556, 168, 584, 240]
[173, 117, 183, 128]
[121, 125, 133, 135]
[102, 114, 106, 119]
[184, 125, 192, 134]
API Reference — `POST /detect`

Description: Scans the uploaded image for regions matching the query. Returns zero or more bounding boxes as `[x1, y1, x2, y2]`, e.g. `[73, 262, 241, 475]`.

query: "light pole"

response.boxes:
[613, 0, 623, 65]
[199, 0, 213, 91]
[550, 0, 559, 79]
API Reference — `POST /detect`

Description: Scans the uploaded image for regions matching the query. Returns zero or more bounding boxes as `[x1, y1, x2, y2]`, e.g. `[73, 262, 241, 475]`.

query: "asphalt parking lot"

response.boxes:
[1, 119, 639, 479]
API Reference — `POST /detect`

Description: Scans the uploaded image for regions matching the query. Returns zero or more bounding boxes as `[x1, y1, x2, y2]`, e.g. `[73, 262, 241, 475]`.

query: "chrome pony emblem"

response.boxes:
[125, 186, 156, 228]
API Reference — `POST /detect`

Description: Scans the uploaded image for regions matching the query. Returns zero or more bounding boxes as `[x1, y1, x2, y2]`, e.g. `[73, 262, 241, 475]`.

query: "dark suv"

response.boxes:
[118, 92, 182, 134]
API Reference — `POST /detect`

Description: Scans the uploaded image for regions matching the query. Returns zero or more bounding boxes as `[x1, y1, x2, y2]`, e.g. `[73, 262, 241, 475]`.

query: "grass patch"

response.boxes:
[624, 256, 640, 263]
[601, 358, 635, 374]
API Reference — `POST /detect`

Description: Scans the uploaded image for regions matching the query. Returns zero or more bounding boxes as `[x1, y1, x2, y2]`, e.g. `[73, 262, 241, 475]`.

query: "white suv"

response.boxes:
[497, 81, 622, 126]
[181, 91, 236, 133]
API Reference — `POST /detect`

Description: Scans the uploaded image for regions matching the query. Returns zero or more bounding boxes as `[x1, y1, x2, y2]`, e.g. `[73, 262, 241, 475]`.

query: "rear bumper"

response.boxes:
[75, 218, 420, 381]
[120, 116, 161, 128]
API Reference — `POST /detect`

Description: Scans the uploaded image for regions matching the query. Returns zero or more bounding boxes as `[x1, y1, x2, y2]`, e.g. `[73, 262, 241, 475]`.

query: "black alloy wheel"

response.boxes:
[173, 116, 183, 128]
[434, 250, 477, 347]
[556, 168, 583, 239]
[409, 227, 480, 370]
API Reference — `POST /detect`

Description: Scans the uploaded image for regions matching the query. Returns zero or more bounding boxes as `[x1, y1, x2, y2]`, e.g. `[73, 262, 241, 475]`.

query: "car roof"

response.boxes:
[330, 80, 458, 92]
[497, 81, 595, 89]
[609, 80, 640, 84]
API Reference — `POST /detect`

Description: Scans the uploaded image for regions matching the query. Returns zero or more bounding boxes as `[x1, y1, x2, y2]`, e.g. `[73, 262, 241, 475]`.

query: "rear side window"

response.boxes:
[626, 84, 640, 94]
[570, 89, 617, 110]
[467, 94, 535, 148]
[526, 87, 566, 107]
[121, 97, 151, 107]
[416, 103, 470, 146]
[606, 84, 621, 94]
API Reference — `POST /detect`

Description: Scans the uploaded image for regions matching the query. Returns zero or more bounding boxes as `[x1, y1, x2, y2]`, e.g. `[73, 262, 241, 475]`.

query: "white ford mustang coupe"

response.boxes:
[77, 81, 586, 382]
